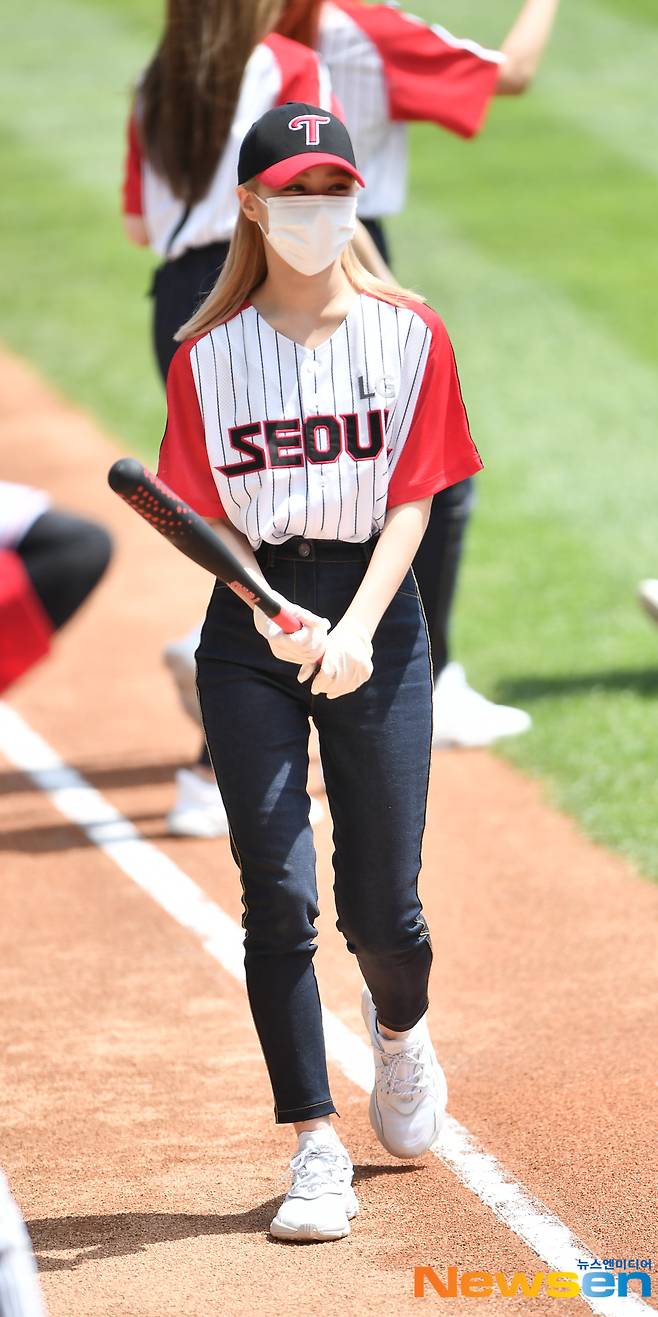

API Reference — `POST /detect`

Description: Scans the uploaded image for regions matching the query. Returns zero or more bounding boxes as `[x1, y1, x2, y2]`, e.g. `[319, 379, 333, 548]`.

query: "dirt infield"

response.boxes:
[1, 347, 656, 1317]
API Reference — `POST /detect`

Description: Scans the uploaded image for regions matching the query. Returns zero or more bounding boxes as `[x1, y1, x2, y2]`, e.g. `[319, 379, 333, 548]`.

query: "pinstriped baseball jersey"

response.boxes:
[158, 293, 482, 549]
[122, 35, 333, 258]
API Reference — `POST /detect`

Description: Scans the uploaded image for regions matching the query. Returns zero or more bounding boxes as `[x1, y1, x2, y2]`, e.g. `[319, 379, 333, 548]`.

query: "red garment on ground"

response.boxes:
[0, 550, 53, 693]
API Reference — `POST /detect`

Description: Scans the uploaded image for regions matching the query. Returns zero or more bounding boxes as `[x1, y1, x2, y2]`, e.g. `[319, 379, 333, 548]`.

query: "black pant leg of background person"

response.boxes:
[16, 510, 112, 631]
[411, 479, 475, 676]
[151, 241, 231, 384]
[360, 217, 476, 681]
[150, 242, 230, 774]
[360, 218, 392, 266]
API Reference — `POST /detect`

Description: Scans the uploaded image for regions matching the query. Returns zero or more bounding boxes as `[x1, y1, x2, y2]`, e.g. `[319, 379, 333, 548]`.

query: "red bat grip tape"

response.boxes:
[271, 606, 303, 635]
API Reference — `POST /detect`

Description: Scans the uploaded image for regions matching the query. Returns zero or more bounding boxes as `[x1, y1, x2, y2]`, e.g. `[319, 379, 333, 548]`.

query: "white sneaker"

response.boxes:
[163, 624, 204, 725]
[166, 768, 230, 838]
[167, 769, 324, 838]
[432, 662, 531, 748]
[270, 1131, 359, 1241]
[361, 986, 447, 1160]
[638, 579, 658, 626]
[308, 796, 325, 826]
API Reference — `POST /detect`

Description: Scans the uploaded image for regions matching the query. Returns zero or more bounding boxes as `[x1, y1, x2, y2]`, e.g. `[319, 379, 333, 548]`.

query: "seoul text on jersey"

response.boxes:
[217, 409, 390, 478]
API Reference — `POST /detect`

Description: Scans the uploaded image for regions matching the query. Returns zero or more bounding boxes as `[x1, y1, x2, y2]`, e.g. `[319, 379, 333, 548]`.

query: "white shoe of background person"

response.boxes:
[432, 661, 531, 749]
[166, 766, 325, 838]
[361, 986, 448, 1160]
[163, 621, 325, 835]
[638, 579, 658, 626]
[270, 1129, 359, 1242]
[167, 766, 230, 838]
[308, 796, 325, 826]
[163, 623, 204, 726]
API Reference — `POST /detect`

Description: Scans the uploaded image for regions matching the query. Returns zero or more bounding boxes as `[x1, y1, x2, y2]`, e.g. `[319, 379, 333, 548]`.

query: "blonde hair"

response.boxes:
[177, 203, 424, 341]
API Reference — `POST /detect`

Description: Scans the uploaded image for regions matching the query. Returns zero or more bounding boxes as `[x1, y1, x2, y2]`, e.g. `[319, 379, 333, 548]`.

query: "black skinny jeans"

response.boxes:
[151, 241, 231, 772]
[196, 537, 434, 1123]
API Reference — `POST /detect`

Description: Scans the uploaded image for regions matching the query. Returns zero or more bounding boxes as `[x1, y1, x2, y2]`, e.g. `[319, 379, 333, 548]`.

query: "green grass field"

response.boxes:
[2, 1, 657, 877]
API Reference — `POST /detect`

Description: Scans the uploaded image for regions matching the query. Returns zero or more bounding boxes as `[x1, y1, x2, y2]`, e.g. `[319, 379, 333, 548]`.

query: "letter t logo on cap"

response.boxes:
[288, 114, 331, 147]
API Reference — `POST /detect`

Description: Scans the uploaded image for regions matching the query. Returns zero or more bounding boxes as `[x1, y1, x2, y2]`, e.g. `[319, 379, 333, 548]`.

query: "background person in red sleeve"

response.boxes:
[0, 484, 112, 697]
[0, 501, 105, 1317]
[276, 0, 560, 749]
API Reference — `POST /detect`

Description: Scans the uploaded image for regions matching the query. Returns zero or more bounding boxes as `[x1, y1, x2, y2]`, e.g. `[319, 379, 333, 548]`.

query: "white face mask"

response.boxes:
[258, 194, 358, 276]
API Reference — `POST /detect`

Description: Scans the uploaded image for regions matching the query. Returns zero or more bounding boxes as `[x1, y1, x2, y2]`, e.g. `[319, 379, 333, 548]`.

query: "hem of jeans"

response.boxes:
[375, 999, 430, 1034]
[274, 1099, 338, 1125]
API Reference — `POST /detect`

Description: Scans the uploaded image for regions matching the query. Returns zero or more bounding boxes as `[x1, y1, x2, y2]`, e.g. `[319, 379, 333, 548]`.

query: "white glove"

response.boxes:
[253, 593, 330, 665]
[298, 618, 373, 699]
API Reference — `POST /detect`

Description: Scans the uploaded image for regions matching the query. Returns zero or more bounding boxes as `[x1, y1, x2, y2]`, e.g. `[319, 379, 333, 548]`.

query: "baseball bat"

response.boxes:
[107, 458, 302, 633]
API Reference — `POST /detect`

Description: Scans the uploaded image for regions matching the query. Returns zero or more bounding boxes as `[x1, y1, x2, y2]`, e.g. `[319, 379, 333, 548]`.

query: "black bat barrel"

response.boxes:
[106, 457, 302, 632]
[108, 458, 237, 579]
[107, 457, 145, 496]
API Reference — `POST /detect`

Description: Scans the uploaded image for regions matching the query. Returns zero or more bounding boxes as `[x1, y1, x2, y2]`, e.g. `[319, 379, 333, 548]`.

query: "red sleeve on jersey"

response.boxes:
[122, 110, 144, 216]
[264, 32, 330, 109]
[335, 1, 501, 137]
[387, 304, 483, 509]
[157, 341, 228, 520]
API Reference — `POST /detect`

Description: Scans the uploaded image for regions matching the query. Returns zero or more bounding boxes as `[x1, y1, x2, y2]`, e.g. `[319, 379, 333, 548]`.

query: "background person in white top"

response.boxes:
[123, 0, 335, 382]
[157, 104, 483, 1241]
[273, 0, 560, 749]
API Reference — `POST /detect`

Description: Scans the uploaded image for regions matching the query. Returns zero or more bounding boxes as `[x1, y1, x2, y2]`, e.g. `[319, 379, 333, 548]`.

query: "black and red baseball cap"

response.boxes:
[238, 102, 365, 189]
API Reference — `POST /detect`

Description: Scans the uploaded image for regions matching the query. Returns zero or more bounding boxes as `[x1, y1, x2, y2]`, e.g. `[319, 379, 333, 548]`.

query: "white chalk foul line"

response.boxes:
[0, 701, 652, 1316]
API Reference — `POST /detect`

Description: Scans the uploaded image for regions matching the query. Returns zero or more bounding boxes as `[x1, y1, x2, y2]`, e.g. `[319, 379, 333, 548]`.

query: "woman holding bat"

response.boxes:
[156, 103, 482, 1241]
[122, 0, 388, 838]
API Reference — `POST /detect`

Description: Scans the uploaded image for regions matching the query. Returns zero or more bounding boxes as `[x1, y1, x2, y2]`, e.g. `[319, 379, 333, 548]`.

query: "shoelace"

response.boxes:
[378, 1043, 428, 1100]
[286, 1144, 351, 1196]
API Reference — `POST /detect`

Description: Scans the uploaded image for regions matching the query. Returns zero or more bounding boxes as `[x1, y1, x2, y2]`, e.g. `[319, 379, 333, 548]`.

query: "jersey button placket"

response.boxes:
[301, 355, 321, 409]
[302, 354, 325, 504]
